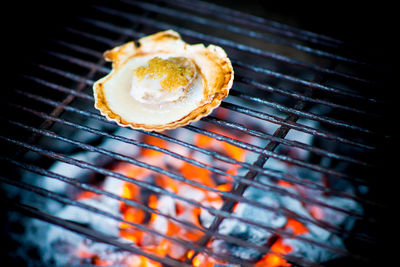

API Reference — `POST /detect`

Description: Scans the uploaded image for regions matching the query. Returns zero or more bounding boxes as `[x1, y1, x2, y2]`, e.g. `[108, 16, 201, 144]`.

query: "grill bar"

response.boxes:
[0, 144, 363, 260]
[189, 61, 320, 263]
[12, 60, 100, 159]
[235, 75, 377, 116]
[231, 59, 379, 103]
[82, 11, 371, 83]
[44, 51, 110, 73]
[66, 27, 119, 47]
[15, 72, 373, 167]
[22, 75, 94, 100]
[221, 102, 374, 149]
[52, 35, 375, 112]
[201, 116, 370, 166]
[186, 124, 370, 183]
[158, 0, 344, 47]
[11, 79, 376, 178]
[46, 29, 380, 135]
[48, 46, 381, 129]
[0, 163, 334, 267]
[3, 156, 212, 237]
[1, 119, 374, 237]
[5, 101, 381, 211]
[4, 26, 377, 261]
[2, 1, 384, 265]
[0, 176, 267, 266]
[121, 0, 364, 65]
[62, 28, 379, 104]
[36, 49, 378, 150]
[229, 90, 375, 134]
[4, 102, 380, 218]
[10, 89, 375, 187]
[19, 4, 142, 155]
[3, 198, 191, 267]
[0, 176, 233, 264]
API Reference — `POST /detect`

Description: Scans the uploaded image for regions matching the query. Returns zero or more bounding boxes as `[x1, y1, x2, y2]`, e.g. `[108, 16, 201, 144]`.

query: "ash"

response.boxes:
[9, 111, 364, 266]
[209, 120, 363, 263]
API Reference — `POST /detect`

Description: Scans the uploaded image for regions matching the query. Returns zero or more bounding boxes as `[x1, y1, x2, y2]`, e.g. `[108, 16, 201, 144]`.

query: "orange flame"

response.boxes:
[277, 180, 293, 187]
[112, 128, 247, 265]
[74, 190, 99, 200]
[76, 127, 309, 266]
[76, 249, 112, 266]
[285, 218, 308, 235]
[255, 238, 292, 267]
[255, 217, 309, 266]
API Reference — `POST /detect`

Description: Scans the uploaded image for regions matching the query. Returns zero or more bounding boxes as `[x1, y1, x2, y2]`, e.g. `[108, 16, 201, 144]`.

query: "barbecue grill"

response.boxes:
[1, 0, 392, 266]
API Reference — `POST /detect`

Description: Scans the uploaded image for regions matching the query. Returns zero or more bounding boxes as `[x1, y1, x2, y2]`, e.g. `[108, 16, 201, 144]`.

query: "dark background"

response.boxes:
[3, 1, 395, 68]
[2, 1, 394, 266]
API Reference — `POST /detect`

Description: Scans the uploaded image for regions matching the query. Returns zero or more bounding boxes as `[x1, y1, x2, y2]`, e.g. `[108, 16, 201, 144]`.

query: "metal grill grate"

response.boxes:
[1, 0, 389, 266]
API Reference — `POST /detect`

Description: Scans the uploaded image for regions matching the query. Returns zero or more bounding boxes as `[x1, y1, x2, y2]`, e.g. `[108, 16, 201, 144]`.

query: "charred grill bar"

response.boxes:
[1, 0, 389, 266]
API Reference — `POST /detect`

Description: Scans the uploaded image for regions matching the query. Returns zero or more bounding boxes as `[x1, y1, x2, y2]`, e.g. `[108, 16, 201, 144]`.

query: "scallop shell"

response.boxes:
[93, 30, 234, 132]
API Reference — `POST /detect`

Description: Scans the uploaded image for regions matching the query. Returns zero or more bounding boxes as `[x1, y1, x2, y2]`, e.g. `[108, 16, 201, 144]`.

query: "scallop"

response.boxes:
[93, 30, 234, 132]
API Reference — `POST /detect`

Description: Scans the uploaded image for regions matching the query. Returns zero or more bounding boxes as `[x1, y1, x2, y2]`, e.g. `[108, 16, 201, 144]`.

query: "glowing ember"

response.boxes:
[16, 99, 364, 267]
[74, 127, 249, 266]
[74, 190, 100, 200]
[76, 249, 113, 266]
[63, 118, 360, 267]
[285, 218, 309, 235]
[72, 126, 311, 266]
[255, 238, 292, 267]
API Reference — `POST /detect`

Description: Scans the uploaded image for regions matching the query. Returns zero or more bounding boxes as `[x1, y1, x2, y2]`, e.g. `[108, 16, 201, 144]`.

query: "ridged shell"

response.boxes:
[93, 30, 234, 132]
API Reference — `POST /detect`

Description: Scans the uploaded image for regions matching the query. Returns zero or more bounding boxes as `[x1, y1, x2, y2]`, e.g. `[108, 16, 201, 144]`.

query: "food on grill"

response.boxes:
[93, 30, 234, 131]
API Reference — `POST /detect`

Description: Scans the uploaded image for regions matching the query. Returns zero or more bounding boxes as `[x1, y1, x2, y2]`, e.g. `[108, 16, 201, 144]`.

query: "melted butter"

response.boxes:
[133, 57, 194, 92]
